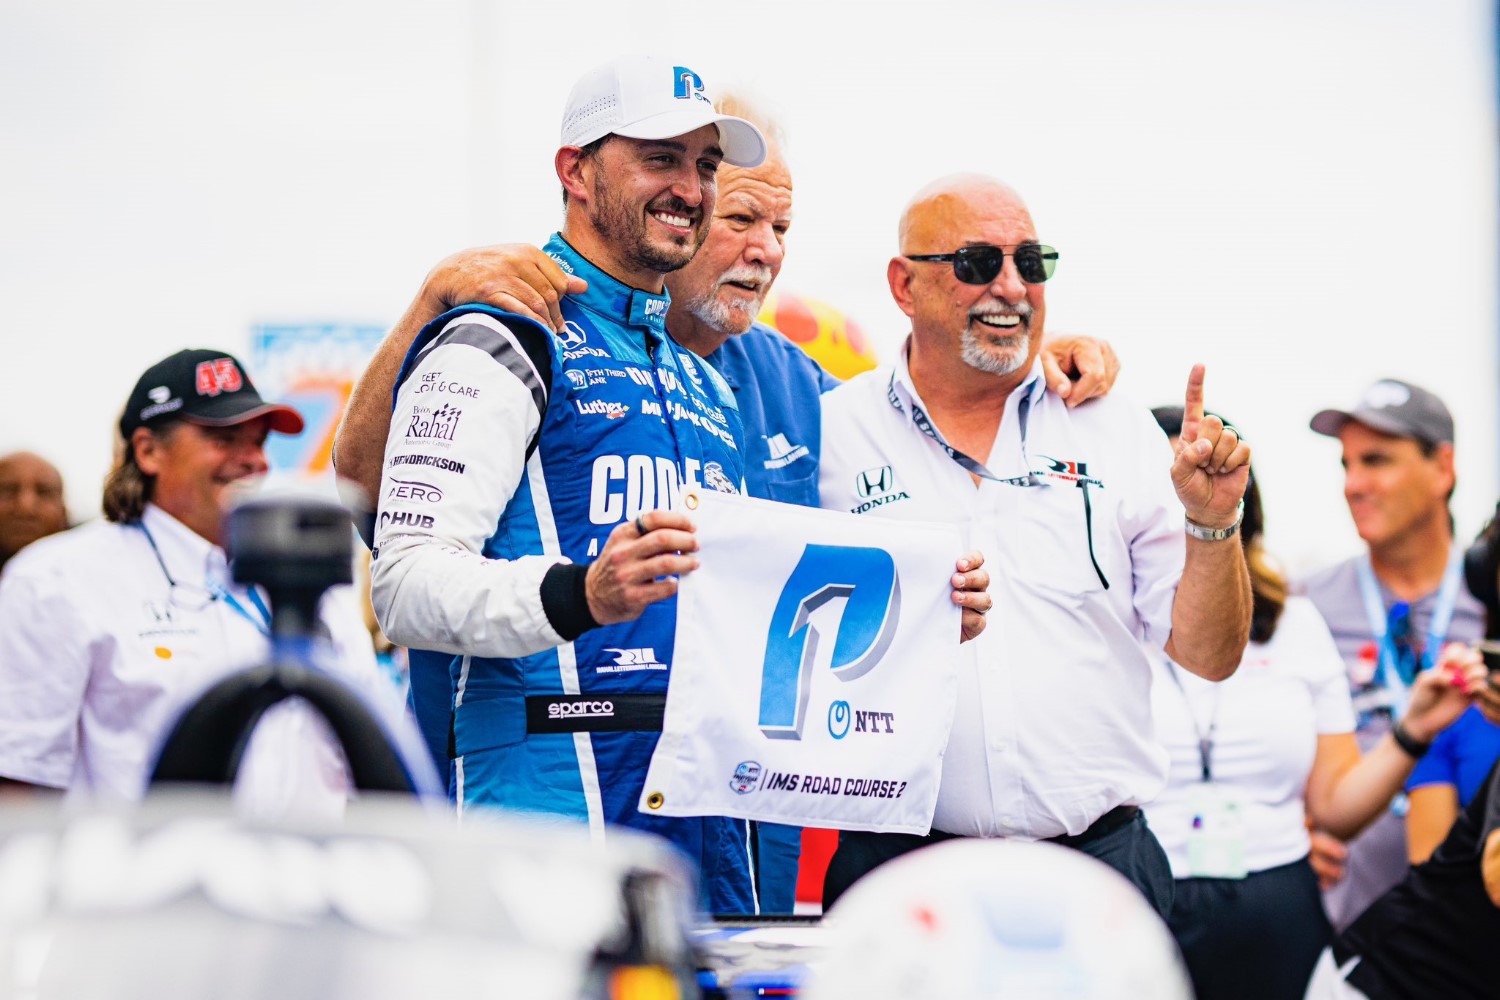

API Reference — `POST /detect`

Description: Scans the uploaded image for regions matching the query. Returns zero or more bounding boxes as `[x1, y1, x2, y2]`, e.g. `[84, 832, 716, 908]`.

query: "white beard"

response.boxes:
[961, 326, 1031, 376]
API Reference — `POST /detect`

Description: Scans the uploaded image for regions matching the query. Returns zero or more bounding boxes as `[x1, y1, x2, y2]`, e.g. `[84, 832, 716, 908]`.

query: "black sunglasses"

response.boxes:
[905, 244, 1059, 285]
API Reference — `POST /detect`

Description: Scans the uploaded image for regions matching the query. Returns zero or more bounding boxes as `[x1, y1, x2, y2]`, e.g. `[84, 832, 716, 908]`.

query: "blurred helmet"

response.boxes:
[758, 291, 879, 381]
[0, 792, 699, 1000]
[804, 839, 1192, 1000]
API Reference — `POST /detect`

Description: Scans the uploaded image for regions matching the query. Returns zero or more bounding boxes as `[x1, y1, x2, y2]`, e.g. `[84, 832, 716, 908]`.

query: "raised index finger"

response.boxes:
[1181, 364, 1206, 444]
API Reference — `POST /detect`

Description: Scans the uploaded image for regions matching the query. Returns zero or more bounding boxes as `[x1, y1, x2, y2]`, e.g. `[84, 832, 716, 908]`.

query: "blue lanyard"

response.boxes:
[218, 587, 272, 637]
[1355, 547, 1464, 693]
[138, 522, 272, 637]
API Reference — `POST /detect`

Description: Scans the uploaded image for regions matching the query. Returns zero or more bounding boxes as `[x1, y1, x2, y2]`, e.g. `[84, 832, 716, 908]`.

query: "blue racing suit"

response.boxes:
[371, 233, 755, 912]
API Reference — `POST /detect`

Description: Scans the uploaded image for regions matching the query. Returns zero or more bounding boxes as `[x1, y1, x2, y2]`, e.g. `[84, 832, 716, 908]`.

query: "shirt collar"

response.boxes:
[891, 335, 1048, 414]
[543, 233, 672, 338]
[141, 503, 228, 586]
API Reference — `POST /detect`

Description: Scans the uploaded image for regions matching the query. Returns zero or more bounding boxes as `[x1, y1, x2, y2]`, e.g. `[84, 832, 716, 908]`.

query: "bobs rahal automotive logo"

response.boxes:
[850, 465, 911, 514]
[729, 760, 762, 795]
[405, 404, 461, 443]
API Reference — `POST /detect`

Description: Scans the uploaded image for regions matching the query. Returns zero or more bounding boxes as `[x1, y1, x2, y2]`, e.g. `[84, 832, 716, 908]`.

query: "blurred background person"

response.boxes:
[0, 451, 69, 575]
[0, 349, 378, 817]
[1405, 504, 1500, 865]
[1297, 379, 1486, 928]
[1305, 757, 1500, 1000]
[1147, 406, 1485, 1000]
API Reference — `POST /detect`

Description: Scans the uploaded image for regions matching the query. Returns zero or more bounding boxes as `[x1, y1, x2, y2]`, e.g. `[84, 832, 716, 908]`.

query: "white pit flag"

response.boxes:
[641, 489, 963, 834]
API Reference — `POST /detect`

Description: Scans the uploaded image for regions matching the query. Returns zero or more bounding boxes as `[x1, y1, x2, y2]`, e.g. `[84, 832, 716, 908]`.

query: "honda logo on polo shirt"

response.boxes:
[856, 466, 893, 498]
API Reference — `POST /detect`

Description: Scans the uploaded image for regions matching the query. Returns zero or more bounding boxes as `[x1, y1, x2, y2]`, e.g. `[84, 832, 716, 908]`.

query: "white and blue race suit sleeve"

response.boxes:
[371, 233, 757, 913]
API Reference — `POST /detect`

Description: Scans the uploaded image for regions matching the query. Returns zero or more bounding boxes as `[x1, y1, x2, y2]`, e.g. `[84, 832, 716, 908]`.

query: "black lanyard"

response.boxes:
[886, 371, 1110, 589]
[1166, 662, 1220, 782]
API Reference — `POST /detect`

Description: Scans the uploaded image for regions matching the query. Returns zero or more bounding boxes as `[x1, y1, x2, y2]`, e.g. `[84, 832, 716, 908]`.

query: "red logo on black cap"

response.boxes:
[195, 359, 243, 396]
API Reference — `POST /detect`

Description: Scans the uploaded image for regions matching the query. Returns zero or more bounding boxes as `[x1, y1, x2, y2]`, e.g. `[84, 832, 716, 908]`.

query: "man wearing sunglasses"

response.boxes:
[814, 173, 1254, 918]
[1299, 380, 1488, 931]
[0, 349, 380, 812]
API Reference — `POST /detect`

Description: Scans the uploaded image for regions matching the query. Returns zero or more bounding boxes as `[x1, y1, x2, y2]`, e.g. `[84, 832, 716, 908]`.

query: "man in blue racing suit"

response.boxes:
[368, 54, 769, 912]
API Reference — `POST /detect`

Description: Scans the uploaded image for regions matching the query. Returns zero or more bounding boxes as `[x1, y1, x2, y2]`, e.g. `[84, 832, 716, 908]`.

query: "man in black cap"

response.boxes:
[0, 349, 378, 814]
[1299, 378, 1488, 929]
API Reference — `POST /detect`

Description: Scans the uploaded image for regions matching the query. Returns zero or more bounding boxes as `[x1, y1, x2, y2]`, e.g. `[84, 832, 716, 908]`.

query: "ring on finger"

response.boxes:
[634, 515, 649, 536]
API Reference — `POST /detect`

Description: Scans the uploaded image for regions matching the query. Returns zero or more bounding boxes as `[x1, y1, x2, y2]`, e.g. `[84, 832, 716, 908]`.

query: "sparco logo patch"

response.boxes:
[547, 700, 615, 720]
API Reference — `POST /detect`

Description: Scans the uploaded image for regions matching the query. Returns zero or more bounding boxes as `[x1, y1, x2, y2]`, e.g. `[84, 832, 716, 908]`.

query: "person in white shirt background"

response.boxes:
[1145, 405, 1485, 1000]
[816, 172, 1253, 918]
[0, 349, 379, 818]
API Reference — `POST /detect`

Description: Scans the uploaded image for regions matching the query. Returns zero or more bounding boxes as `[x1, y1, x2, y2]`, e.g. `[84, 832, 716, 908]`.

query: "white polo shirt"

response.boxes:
[819, 346, 1184, 839]
[0, 503, 382, 817]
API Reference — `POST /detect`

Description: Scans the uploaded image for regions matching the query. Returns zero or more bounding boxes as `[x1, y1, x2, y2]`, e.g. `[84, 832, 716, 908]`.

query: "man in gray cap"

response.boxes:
[1299, 378, 1487, 929]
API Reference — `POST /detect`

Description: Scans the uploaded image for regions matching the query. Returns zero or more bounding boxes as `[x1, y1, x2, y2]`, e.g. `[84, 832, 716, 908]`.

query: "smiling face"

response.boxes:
[892, 175, 1047, 382]
[1338, 421, 1455, 549]
[134, 417, 271, 546]
[563, 125, 725, 289]
[665, 148, 793, 353]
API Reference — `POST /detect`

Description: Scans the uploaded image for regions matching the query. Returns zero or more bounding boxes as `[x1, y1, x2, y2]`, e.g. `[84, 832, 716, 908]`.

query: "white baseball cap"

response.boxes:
[560, 55, 767, 167]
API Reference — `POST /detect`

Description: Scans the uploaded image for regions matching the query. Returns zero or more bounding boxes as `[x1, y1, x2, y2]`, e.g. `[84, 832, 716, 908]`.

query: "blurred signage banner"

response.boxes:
[250, 322, 386, 479]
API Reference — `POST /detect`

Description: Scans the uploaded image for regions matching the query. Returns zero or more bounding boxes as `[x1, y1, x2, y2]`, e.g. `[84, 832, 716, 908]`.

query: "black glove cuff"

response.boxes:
[540, 562, 599, 642]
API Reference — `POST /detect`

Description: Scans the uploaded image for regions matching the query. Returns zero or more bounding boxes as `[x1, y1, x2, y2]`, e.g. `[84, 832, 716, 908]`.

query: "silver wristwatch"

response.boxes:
[1184, 499, 1244, 542]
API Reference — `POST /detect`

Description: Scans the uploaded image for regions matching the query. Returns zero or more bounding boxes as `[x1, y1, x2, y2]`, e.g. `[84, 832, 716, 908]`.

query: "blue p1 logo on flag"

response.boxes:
[759, 544, 900, 740]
